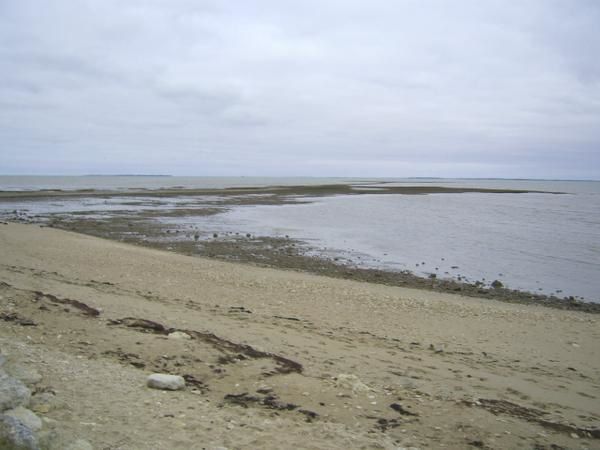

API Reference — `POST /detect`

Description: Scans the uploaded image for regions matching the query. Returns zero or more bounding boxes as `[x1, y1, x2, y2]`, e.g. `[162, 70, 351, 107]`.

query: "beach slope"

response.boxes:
[0, 223, 598, 449]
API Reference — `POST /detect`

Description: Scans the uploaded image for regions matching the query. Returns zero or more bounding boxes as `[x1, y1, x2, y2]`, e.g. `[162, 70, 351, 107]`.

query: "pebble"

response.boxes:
[30, 392, 54, 414]
[4, 407, 42, 432]
[0, 372, 31, 412]
[147, 374, 186, 391]
[0, 414, 40, 449]
[168, 331, 192, 340]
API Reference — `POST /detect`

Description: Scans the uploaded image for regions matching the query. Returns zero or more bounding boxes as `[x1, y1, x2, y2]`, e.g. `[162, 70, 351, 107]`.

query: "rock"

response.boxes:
[147, 374, 185, 391]
[0, 373, 31, 411]
[334, 374, 372, 394]
[4, 407, 42, 432]
[65, 439, 94, 450]
[5, 365, 42, 386]
[29, 393, 54, 414]
[491, 280, 503, 289]
[168, 331, 191, 340]
[0, 414, 40, 449]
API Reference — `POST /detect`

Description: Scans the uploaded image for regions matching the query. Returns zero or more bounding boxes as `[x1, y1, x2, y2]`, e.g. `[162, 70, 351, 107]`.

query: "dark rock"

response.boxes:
[491, 280, 503, 289]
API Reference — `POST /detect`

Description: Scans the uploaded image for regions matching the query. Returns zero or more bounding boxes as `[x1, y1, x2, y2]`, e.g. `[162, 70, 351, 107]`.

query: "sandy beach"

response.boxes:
[1, 222, 599, 449]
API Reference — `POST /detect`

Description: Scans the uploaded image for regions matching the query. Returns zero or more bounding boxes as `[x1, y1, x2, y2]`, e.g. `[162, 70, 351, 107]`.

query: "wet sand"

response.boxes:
[1, 222, 599, 449]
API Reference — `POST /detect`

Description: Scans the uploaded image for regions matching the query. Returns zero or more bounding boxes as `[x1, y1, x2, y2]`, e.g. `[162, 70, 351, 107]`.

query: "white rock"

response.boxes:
[5, 407, 42, 431]
[334, 374, 372, 394]
[168, 331, 192, 340]
[147, 374, 186, 391]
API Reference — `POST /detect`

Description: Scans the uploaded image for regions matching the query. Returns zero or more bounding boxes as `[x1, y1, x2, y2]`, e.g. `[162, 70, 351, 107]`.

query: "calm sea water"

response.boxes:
[1, 176, 598, 302]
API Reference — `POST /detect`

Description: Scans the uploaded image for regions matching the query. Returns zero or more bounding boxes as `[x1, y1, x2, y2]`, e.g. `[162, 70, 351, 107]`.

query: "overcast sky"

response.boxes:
[1, 1, 599, 178]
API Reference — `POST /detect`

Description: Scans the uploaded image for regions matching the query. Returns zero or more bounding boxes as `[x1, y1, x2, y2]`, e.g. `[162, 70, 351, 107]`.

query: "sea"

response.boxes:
[1, 176, 599, 303]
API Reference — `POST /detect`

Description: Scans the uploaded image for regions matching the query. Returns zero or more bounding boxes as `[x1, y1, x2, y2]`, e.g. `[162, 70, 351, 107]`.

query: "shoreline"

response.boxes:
[0, 222, 598, 449]
[0, 182, 595, 312]
[0, 183, 565, 200]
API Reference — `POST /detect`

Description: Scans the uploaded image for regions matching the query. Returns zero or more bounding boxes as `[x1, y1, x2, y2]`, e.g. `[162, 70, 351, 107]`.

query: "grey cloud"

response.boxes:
[0, 0, 599, 178]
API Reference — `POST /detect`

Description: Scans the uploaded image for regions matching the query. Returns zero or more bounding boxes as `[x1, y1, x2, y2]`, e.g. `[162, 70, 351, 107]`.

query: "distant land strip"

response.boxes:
[0, 183, 566, 200]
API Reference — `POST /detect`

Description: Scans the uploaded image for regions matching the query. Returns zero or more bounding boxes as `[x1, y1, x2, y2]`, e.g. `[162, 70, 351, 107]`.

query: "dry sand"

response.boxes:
[0, 222, 598, 449]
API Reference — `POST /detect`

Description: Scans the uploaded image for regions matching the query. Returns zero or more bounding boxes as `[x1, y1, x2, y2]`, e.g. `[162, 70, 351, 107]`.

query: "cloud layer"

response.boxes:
[1, 0, 599, 178]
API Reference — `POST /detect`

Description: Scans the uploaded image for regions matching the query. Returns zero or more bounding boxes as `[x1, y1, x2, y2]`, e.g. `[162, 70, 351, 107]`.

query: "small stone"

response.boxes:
[4, 407, 42, 432]
[29, 392, 54, 414]
[0, 414, 40, 449]
[570, 433, 579, 439]
[65, 439, 94, 450]
[168, 332, 192, 340]
[0, 373, 31, 411]
[147, 374, 186, 391]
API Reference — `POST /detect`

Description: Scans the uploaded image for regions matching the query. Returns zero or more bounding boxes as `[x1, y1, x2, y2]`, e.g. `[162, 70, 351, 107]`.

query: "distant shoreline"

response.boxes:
[0, 183, 565, 199]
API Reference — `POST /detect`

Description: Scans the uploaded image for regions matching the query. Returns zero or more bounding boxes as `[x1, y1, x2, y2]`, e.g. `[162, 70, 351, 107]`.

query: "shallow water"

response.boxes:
[199, 190, 600, 301]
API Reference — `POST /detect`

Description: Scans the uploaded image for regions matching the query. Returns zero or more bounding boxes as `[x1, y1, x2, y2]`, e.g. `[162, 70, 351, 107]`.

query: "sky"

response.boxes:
[1, 0, 599, 179]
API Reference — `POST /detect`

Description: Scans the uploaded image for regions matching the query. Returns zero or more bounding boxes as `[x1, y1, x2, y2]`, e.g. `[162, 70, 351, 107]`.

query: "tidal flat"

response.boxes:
[2, 182, 597, 313]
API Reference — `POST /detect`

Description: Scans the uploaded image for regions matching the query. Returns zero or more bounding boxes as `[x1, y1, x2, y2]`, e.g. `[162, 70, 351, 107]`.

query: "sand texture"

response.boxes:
[0, 223, 598, 449]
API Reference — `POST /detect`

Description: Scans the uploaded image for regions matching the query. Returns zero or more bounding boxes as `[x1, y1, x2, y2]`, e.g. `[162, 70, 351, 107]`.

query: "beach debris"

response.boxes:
[4, 407, 42, 432]
[147, 373, 186, 391]
[228, 306, 252, 314]
[389, 402, 418, 416]
[0, 414, 40, 450]
[466, 398, 600, 439]
[108, 316, 303, 375]
[334, 374, 373, 394]
[224, 392, 297, 411]
[109, 317, 167, 333]
[167, 331, 192, 340]
[33, 291, 100, 317]
[223, 392, 317, 422]
[370, 416, 402, 432]
[273, 315, 301, 322]
[0, 312, 36, 327]
[0, 372, 31, 412]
